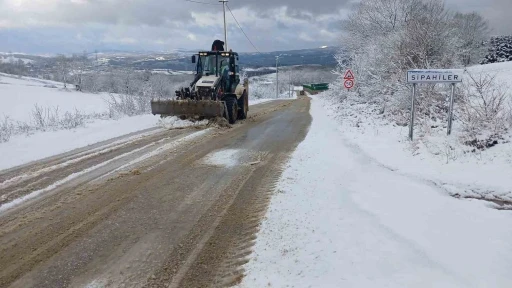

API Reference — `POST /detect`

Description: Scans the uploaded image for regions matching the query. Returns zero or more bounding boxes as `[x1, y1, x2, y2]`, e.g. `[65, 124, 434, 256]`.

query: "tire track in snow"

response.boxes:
[0, 129, 210, 213]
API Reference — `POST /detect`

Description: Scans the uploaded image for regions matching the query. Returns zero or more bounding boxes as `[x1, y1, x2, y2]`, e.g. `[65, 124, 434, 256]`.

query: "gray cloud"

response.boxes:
[236, 0, 352, 14]
[482, 0, 512, 35]
[446, 0, 512, 35]
[0, 0, 509, 54]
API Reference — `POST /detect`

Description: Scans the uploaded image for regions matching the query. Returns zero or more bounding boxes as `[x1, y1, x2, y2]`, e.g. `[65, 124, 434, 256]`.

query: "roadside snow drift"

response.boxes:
[158, 117, 209, 129]
[318, 61, 512, 204]
[0, 115, 160, 171]
[237, 97, 512, 288]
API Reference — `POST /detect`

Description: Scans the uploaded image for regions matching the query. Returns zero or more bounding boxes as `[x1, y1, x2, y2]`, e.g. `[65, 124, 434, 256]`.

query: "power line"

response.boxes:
[184, 0, 220, 5]
[226, 4, 260, 53]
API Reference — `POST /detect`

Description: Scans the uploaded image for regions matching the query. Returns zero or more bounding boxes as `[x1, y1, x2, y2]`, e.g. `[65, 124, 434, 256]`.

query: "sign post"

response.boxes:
[406, 69, 463, 140]
[447, 83, 456, 135]
[344, 69, 355, 91]
[409, 83, 417, 140]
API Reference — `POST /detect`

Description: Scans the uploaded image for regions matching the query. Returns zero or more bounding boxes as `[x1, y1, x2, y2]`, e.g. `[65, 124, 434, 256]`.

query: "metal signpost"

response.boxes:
[344, 69, 355, 91]
[406, 69, 463, 140]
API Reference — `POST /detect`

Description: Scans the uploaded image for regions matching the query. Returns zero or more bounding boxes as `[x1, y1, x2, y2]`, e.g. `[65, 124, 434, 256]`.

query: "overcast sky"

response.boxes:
[0, 0, 510, 54]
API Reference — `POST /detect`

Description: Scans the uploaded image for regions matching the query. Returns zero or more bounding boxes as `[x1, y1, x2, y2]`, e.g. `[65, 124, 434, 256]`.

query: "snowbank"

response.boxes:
[0, 114, 160, 171]
[320, 96, 512, 202]
[249, 99, 274, 105]
[237, 97, 512, 288]
[157, 116, 209, 129]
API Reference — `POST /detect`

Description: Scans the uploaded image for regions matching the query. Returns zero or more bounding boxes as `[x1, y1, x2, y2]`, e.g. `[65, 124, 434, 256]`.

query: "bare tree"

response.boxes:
[56, 55, 71, 88]
[70, 52, 89, 91]
[451, 12, 490, 66]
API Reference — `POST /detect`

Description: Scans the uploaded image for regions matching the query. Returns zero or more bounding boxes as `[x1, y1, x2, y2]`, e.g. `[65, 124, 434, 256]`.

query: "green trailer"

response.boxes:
[303, 83, 329, 94]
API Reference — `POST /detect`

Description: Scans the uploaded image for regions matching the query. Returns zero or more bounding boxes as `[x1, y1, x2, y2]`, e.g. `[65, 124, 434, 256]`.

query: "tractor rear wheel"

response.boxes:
[225, 96, 238, 124]
[237, 91, 248, 120]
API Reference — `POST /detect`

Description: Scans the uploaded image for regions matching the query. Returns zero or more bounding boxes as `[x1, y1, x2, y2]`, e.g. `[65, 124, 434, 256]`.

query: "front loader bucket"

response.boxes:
[151, 99, 225, 118]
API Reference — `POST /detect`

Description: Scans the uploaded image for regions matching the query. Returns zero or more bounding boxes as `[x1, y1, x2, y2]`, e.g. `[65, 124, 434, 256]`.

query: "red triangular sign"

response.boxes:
[344, 70, 354, 80]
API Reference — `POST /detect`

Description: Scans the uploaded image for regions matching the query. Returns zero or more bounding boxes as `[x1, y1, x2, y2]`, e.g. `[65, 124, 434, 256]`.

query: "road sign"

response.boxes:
[407, 69, 463, 83]
[344, 79, 354, 89]
[344, 69, 355, 80]
[406, 69, 464, 141]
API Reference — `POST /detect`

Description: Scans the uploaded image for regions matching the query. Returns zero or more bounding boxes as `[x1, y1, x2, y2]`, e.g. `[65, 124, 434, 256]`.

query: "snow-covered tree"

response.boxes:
[70, 53, 89, 91]
[481, 36, 512, 64]
[56, 55, 71, 88]
[451, 12, 490, 66]
[337, 0, 491, 116]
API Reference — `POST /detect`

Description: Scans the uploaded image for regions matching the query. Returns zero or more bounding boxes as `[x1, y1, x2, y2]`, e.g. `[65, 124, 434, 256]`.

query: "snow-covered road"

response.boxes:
[237, 97, 512, 287]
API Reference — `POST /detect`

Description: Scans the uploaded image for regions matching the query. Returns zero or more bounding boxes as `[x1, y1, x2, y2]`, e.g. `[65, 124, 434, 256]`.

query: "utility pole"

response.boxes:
[275, 54, 283, 99]
[276, 56, 279, 99]
[289, 70, 292, 98]
[219, 0, 228, 51]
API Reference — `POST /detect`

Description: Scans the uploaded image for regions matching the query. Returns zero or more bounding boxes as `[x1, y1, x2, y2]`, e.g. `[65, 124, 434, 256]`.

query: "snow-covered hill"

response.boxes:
[0, 56, 34, 64]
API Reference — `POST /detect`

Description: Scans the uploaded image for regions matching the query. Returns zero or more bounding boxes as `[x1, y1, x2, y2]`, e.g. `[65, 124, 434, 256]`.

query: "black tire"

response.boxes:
[225, 96, 238, 124]
[237, 91, 248, 120]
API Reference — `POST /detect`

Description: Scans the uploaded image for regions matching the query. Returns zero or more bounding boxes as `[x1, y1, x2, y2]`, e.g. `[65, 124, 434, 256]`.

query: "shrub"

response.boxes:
[458, 71, 510, 140]
[0, 116, 14, 143]
[31, 104, 87, 131]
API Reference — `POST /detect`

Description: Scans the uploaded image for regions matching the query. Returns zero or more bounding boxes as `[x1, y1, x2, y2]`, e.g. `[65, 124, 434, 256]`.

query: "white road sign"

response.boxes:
[407, 69, 463, 83]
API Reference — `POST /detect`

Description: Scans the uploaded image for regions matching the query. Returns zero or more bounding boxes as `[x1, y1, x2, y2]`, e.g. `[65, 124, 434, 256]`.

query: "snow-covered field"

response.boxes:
[151, 69, 194, 75]
[237, 95, 512, 288]
[0, 73, 108, 122]
[466, 61, 512, 84]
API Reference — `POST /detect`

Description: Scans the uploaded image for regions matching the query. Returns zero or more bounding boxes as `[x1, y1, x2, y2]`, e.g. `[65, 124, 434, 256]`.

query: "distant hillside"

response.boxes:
[238, 47, 338, 68]
[1, 46, 337, 67]
[0, 47, 339, 80]
[90, 47, 338, 70]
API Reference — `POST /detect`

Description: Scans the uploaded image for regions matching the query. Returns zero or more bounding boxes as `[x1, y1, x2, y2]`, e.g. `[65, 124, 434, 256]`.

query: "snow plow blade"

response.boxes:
[150, 99, 225, 118]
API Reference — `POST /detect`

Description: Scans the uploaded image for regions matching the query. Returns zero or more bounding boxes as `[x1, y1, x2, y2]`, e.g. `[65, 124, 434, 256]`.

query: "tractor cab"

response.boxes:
[192, 51, 240, 93]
